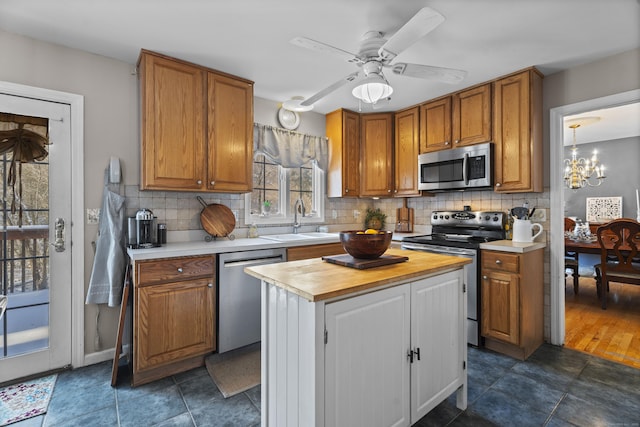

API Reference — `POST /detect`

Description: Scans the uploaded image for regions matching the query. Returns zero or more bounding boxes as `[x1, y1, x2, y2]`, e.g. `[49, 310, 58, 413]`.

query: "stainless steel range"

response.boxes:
[401, 210, 506, 346]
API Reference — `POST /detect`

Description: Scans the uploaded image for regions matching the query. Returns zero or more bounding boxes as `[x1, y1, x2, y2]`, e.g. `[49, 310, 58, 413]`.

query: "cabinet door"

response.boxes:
[139, 52, 206, 191]
[207, 72, 254, 192]
[135, 278, 215, 372]
[360, 113, 394, 197]
[419, 97, 451, 153]
[326, 109, 360, 197]
[394, 107, 420, 197]
[481, 270, 519, 344]
[493, 69, 543, 193]
[325, 284, 410, 427]
[411, 271, 465, 422]
[452, 84, 491, 147]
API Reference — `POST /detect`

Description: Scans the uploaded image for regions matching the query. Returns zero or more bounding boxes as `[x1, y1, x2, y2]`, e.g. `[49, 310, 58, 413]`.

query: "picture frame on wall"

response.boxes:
[586, 196, 623, 223]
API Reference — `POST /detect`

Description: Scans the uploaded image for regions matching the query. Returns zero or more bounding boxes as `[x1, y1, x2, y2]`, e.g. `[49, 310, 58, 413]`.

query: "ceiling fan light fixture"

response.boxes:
[282, 96, 314, 112]
[352, 72, 393, 104]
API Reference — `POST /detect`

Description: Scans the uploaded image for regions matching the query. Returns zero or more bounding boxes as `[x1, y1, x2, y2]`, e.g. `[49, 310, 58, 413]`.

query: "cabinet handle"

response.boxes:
[388, 189, 392, 193]
[455, 139, 460, 144]
[197, 180, 202, 185]
[394, 189, 398, 193]
[495, 259, 502, 264]
[345, 189, 349, 193]
[444, 141, 450, 145]
[177, 267, 183, 273]
[483, 275, 488, 280]
[495, 183, 501, 187]
[210, 181, 215, 186]
[414, 347, 421, 361]
[207, 283, 213, 288]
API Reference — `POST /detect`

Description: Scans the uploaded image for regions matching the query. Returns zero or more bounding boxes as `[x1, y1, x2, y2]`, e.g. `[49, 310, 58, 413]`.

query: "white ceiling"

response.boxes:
[564, 103, 640, 146]
[1, 0, 639, 122]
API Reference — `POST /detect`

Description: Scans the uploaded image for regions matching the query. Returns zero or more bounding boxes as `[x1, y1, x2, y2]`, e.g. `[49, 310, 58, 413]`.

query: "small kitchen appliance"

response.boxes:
[401, 210, 506, 346]
[128, 208, 159, 248]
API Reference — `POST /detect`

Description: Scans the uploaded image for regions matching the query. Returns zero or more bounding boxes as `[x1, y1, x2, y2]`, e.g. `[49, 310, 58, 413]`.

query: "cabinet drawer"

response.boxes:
[287, 242, 345, 261]
[136, 256, 215, 285]
[482, 251, 519, 273]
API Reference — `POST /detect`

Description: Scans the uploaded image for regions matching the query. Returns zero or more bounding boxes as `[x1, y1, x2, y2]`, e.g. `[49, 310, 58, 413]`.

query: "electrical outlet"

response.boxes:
[531, 208, 546, 222]
[332, 210, 338, 219]
[353, 210, 360, 219]
[232, 210, 239, 220]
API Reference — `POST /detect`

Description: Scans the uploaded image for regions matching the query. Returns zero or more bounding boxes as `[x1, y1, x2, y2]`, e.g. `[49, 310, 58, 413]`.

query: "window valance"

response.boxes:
[253, 123, 328, 171]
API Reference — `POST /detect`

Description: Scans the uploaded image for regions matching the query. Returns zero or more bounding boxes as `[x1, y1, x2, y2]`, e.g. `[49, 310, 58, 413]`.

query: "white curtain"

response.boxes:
[253, 123, 328, 171]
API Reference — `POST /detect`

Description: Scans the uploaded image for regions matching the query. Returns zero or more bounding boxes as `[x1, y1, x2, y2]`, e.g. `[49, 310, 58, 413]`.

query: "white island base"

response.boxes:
[257, 265, 468, 427]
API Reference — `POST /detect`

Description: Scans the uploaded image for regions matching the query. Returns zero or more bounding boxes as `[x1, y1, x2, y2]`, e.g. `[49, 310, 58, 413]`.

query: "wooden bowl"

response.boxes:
[339, 230, 393, 259]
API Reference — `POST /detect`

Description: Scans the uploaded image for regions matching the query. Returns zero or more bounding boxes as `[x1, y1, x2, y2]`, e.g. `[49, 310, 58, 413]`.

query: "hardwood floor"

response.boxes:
[565, 276, 640, 369]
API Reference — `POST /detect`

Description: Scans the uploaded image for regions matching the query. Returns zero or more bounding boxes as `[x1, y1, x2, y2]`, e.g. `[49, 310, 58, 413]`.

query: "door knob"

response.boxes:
[50, 218, 65, 252]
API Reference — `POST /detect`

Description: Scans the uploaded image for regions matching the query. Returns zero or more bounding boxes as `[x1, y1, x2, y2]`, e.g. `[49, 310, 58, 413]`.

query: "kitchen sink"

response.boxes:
[261, 232, 338, 242]
[298, 232, 338, 238]
[261, 234, 315, 242]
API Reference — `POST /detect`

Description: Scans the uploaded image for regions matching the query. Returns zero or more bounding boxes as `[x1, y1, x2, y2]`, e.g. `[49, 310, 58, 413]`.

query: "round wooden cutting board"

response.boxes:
[197, 198, 236, 237]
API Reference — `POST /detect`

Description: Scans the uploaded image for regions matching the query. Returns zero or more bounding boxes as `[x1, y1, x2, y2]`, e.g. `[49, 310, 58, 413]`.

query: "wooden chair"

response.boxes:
[594, 219, 640, 309]
[564, 217, 579, 294]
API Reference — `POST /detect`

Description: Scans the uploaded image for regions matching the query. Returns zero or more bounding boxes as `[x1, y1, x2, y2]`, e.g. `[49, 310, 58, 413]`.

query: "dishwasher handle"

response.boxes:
[222, 254, 285, 268]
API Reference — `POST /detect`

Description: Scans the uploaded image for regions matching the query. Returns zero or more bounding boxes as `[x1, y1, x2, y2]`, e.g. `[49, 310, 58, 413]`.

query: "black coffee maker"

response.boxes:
[127, 208, 158, 248]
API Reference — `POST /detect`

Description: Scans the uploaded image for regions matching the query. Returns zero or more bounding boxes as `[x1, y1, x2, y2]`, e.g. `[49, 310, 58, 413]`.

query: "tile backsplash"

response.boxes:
[123, 185, 550, 236]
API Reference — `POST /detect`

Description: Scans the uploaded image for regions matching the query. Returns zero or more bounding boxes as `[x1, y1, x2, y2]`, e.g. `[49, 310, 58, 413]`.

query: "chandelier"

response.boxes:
[564, 123, 606, 189]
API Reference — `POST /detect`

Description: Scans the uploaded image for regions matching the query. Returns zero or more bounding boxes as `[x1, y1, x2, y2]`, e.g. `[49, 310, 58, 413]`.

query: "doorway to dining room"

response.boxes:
[551, 91, 640, 369]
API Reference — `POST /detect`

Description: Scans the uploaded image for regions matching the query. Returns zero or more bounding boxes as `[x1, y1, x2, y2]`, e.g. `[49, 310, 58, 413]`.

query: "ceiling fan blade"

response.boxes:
[390, 63, 467, 84]
[300, 72, 360, 106]
[378, 7, 445, 62]
[290, 37, 361, 63]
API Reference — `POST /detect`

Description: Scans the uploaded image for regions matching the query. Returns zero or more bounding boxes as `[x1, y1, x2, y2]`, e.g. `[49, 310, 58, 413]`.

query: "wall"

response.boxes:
[564, 136, 640, 220]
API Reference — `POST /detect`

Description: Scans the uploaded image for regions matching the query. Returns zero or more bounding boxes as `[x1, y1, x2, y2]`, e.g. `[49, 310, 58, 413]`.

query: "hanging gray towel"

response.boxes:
[86, 169, 126, 307]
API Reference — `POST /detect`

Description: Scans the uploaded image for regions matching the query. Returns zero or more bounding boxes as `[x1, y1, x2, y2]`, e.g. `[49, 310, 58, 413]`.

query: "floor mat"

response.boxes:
[0, 374, 57, 426]
[205, 349, 260, 398]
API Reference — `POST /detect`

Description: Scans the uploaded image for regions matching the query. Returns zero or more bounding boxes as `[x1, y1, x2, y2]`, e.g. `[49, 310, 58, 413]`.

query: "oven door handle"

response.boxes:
[463, 152, 469, 185]
[401, 242, 477, 257]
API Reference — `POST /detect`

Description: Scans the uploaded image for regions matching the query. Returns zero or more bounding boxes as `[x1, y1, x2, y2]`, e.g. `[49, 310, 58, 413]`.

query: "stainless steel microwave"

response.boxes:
[418, 142, 493, 191]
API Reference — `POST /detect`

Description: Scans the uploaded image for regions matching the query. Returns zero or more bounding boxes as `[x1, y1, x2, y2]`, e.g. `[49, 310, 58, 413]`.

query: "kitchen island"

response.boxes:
[245, 248, 470, 427]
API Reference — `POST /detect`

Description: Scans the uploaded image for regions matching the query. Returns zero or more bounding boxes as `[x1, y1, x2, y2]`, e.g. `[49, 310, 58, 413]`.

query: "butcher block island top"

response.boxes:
[244, 247, 471, 302]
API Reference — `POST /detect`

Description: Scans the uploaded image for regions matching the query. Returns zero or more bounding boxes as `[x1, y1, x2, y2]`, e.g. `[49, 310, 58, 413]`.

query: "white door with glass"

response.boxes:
[0, 92, 72, 383]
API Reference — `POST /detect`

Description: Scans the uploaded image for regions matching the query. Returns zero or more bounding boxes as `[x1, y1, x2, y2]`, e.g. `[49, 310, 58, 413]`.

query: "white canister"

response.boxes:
[512, 219, 543, 243]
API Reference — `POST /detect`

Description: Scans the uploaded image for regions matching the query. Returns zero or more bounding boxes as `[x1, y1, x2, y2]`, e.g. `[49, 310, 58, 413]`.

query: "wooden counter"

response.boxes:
[244, 247, 471, 302]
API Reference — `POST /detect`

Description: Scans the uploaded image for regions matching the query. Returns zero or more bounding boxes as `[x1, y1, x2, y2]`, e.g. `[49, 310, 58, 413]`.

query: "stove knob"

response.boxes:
[444, 215, 449, 219]
[485, 215, 490, 220]
[433, 215, 438, 220]
[493, 216, 499, 221]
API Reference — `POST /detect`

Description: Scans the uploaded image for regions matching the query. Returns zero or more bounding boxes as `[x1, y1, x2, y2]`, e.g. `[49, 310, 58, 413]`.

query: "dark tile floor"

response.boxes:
[14, 343, 640, 427]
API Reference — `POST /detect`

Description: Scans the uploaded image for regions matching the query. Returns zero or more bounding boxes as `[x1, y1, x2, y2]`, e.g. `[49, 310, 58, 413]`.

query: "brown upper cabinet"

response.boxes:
[394, 107, 420, 197]
[326, 109, 360, 198]
[493, 68, 543, 193]
[138, 50, 254, 193]
[360, 113, 394, 197]
[452, 84, 492, 147]
[419, 96, 451, 152]
[419, 83, 491, 153]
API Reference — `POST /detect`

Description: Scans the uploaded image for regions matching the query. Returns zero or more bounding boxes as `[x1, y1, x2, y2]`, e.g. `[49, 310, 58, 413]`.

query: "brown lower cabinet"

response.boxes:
[287, 242, 345, 261]
[481, 248, 543, 360]
[132, 255, 216, 386]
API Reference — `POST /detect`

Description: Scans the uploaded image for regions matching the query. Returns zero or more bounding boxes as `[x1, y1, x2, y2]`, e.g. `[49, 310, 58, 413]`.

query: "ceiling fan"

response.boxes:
[284, 7, 467, 111]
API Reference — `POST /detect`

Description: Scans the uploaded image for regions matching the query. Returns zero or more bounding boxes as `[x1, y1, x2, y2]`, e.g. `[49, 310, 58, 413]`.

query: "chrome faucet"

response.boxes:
[293, 198, 306, 233]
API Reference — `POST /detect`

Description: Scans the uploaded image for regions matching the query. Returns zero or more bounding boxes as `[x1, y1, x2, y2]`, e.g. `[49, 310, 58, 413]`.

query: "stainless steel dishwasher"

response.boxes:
[217, 248, 286, 353]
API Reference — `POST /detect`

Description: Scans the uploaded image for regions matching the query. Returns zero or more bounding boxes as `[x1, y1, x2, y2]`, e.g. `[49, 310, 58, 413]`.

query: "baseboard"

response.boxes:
[83, 348, 115, 366]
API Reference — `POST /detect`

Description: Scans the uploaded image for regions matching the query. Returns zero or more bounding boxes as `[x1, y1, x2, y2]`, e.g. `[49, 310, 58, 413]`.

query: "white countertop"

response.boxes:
[127, 233, 341, 261]
[479, 239, 547, 253]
